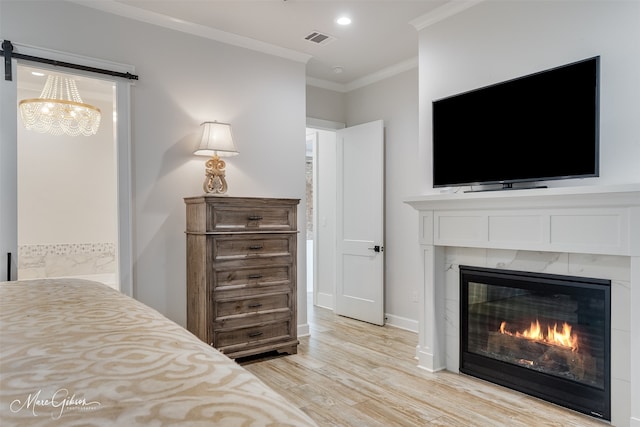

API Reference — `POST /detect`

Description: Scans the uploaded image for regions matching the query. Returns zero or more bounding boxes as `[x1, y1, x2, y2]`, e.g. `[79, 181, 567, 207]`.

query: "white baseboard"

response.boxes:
[297, 323, 310, 338]
[315, 292, 333, 310]
[305, 298, 418, 334]
[385, 313, 418, 333]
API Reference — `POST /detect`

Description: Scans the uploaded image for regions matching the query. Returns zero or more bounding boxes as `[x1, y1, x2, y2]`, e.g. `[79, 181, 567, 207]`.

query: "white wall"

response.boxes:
[346, 69, 421, 330]
[1, 1, 308, 329]
[418, 0, 640, 192]
[415, 3, 640, 425]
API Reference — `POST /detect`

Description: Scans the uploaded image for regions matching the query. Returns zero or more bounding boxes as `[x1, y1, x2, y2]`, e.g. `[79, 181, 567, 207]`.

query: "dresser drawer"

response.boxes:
[210, 206, 295, 232]
[216, 293, 290, 318]
[212, 265, 291, 291]
[213, 265, 291, 290]
[214, 320, 292, 349]
[212, 235, 293, 260]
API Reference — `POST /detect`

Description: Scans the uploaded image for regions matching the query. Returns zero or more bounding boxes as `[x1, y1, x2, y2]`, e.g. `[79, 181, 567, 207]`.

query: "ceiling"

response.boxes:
[72, 0, 456, 91]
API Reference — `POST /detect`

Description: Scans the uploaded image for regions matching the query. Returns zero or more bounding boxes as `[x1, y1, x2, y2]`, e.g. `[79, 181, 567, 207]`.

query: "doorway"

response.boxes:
[305, 119, 385, 325]
[305, 131, 315, 300]
[16, 65, 119, 289]
[305, 123, 339, 311]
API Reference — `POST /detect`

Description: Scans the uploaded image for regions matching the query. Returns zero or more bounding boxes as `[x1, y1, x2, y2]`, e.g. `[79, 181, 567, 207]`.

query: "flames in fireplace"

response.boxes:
[469, 302, 604, 390]
[499, 319, 579, 352]
[489, 318, 595, 384]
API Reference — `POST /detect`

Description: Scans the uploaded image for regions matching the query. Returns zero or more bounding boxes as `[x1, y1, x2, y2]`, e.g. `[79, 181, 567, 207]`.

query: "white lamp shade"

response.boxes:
[194, 121, 238, 157]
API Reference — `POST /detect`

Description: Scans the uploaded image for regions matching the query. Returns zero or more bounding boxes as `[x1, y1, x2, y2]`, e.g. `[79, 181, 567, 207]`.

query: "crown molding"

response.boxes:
[307, 56, 418, 93]
[305, 77, 347, 93]
[410, 0, 484, 31]
[67, 0, 312, 64]
[345, 57, 418, 92]
[68, 0, 470, 92]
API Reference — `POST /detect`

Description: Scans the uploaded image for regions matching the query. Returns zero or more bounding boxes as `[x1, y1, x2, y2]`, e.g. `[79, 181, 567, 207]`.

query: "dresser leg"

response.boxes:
[277, 345, 298, 356]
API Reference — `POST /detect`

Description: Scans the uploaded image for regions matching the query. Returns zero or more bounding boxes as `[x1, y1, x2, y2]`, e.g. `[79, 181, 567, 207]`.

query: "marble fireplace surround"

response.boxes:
[405, 184, 640, 427]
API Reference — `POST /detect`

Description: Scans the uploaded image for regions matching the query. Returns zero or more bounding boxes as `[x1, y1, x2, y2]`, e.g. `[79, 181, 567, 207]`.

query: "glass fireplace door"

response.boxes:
[460, 266, 611, 420]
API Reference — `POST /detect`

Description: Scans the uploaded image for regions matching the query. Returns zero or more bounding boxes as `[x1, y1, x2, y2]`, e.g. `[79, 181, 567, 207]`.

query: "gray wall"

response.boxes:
[346, 69, 421, 329]
[306, 68, 421, 329]
[305, 86, 346, 124]
[1, 0, 308, 329]
[306, 0, 640, 332]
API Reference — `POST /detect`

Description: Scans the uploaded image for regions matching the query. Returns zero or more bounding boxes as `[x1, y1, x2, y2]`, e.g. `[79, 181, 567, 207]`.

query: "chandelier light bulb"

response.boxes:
[19, 75, 101, 137]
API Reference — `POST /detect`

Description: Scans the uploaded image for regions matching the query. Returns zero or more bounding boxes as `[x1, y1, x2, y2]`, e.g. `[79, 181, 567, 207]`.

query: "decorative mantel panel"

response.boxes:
[405, 184, 640, 427]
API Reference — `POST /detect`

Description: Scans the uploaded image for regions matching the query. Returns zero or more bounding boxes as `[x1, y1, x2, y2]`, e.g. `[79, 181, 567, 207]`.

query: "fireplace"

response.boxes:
[406, 185, 640, 425]
[460, 265, 611, 420]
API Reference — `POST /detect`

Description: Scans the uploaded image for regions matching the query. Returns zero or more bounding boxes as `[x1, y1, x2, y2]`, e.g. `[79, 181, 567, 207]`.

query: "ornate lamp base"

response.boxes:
[203, 155, 229, 194]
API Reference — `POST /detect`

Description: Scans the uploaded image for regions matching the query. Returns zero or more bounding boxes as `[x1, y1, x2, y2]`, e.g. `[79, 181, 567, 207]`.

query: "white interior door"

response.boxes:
[0, 55, 18, 282]
[335, 120, 384, 325]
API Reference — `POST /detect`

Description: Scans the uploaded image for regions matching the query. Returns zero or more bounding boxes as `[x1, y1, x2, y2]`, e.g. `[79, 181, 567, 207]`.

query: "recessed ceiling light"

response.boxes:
[336, 16, 351, 26]
[31, 71, 45, 77]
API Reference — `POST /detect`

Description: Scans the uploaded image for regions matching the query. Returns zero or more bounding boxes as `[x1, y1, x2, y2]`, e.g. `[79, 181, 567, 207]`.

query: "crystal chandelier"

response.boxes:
[19, 75, 101, 137]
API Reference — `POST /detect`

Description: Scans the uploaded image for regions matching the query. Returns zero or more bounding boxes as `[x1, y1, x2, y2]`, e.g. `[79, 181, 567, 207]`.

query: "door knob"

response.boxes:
[368, 245, 383, 253]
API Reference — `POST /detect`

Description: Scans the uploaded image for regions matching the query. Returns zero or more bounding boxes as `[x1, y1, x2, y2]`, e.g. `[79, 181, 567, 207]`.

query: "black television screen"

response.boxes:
[432, 56, 600, 189]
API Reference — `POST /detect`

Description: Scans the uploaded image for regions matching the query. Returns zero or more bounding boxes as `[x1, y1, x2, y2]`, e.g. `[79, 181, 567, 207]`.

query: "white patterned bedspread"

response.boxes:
[0, 279, 317, 426]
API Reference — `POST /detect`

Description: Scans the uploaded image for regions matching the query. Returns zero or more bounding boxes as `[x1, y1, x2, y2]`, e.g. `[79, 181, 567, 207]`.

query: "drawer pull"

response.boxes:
[247, 303, 263, 309]
[247, 215, 263, 221]
[249, 245, 263, 250]
[248, 274, 263, 279]
[248, 331, 263, 338]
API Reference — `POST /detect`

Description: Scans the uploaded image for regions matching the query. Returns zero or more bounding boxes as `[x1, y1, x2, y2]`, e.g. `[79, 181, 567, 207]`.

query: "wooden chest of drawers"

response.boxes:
[184, 196, 299, 359]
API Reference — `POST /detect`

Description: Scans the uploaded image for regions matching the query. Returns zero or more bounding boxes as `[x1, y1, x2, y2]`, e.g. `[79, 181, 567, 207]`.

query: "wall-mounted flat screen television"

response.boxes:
[432, 56, 600, 190]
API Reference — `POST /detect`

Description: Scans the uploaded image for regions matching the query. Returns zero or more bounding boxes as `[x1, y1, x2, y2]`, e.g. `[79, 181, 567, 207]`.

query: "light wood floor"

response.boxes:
[241, 300, 608, 427]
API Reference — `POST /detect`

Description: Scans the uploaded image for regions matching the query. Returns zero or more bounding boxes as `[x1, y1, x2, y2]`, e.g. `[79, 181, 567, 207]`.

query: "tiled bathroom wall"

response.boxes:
[18, 242, 116, 280]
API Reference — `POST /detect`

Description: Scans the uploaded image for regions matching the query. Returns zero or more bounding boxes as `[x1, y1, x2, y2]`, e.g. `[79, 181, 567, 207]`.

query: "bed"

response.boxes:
[0, 278, 317, 426]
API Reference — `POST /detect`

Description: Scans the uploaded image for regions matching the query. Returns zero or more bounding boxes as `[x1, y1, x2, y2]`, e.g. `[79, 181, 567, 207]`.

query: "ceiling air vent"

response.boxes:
[304, 31, 336, 46]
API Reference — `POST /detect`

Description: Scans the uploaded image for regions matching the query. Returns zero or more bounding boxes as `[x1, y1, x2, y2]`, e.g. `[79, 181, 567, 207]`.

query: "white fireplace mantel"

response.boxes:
[405, 184, 640, 427]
